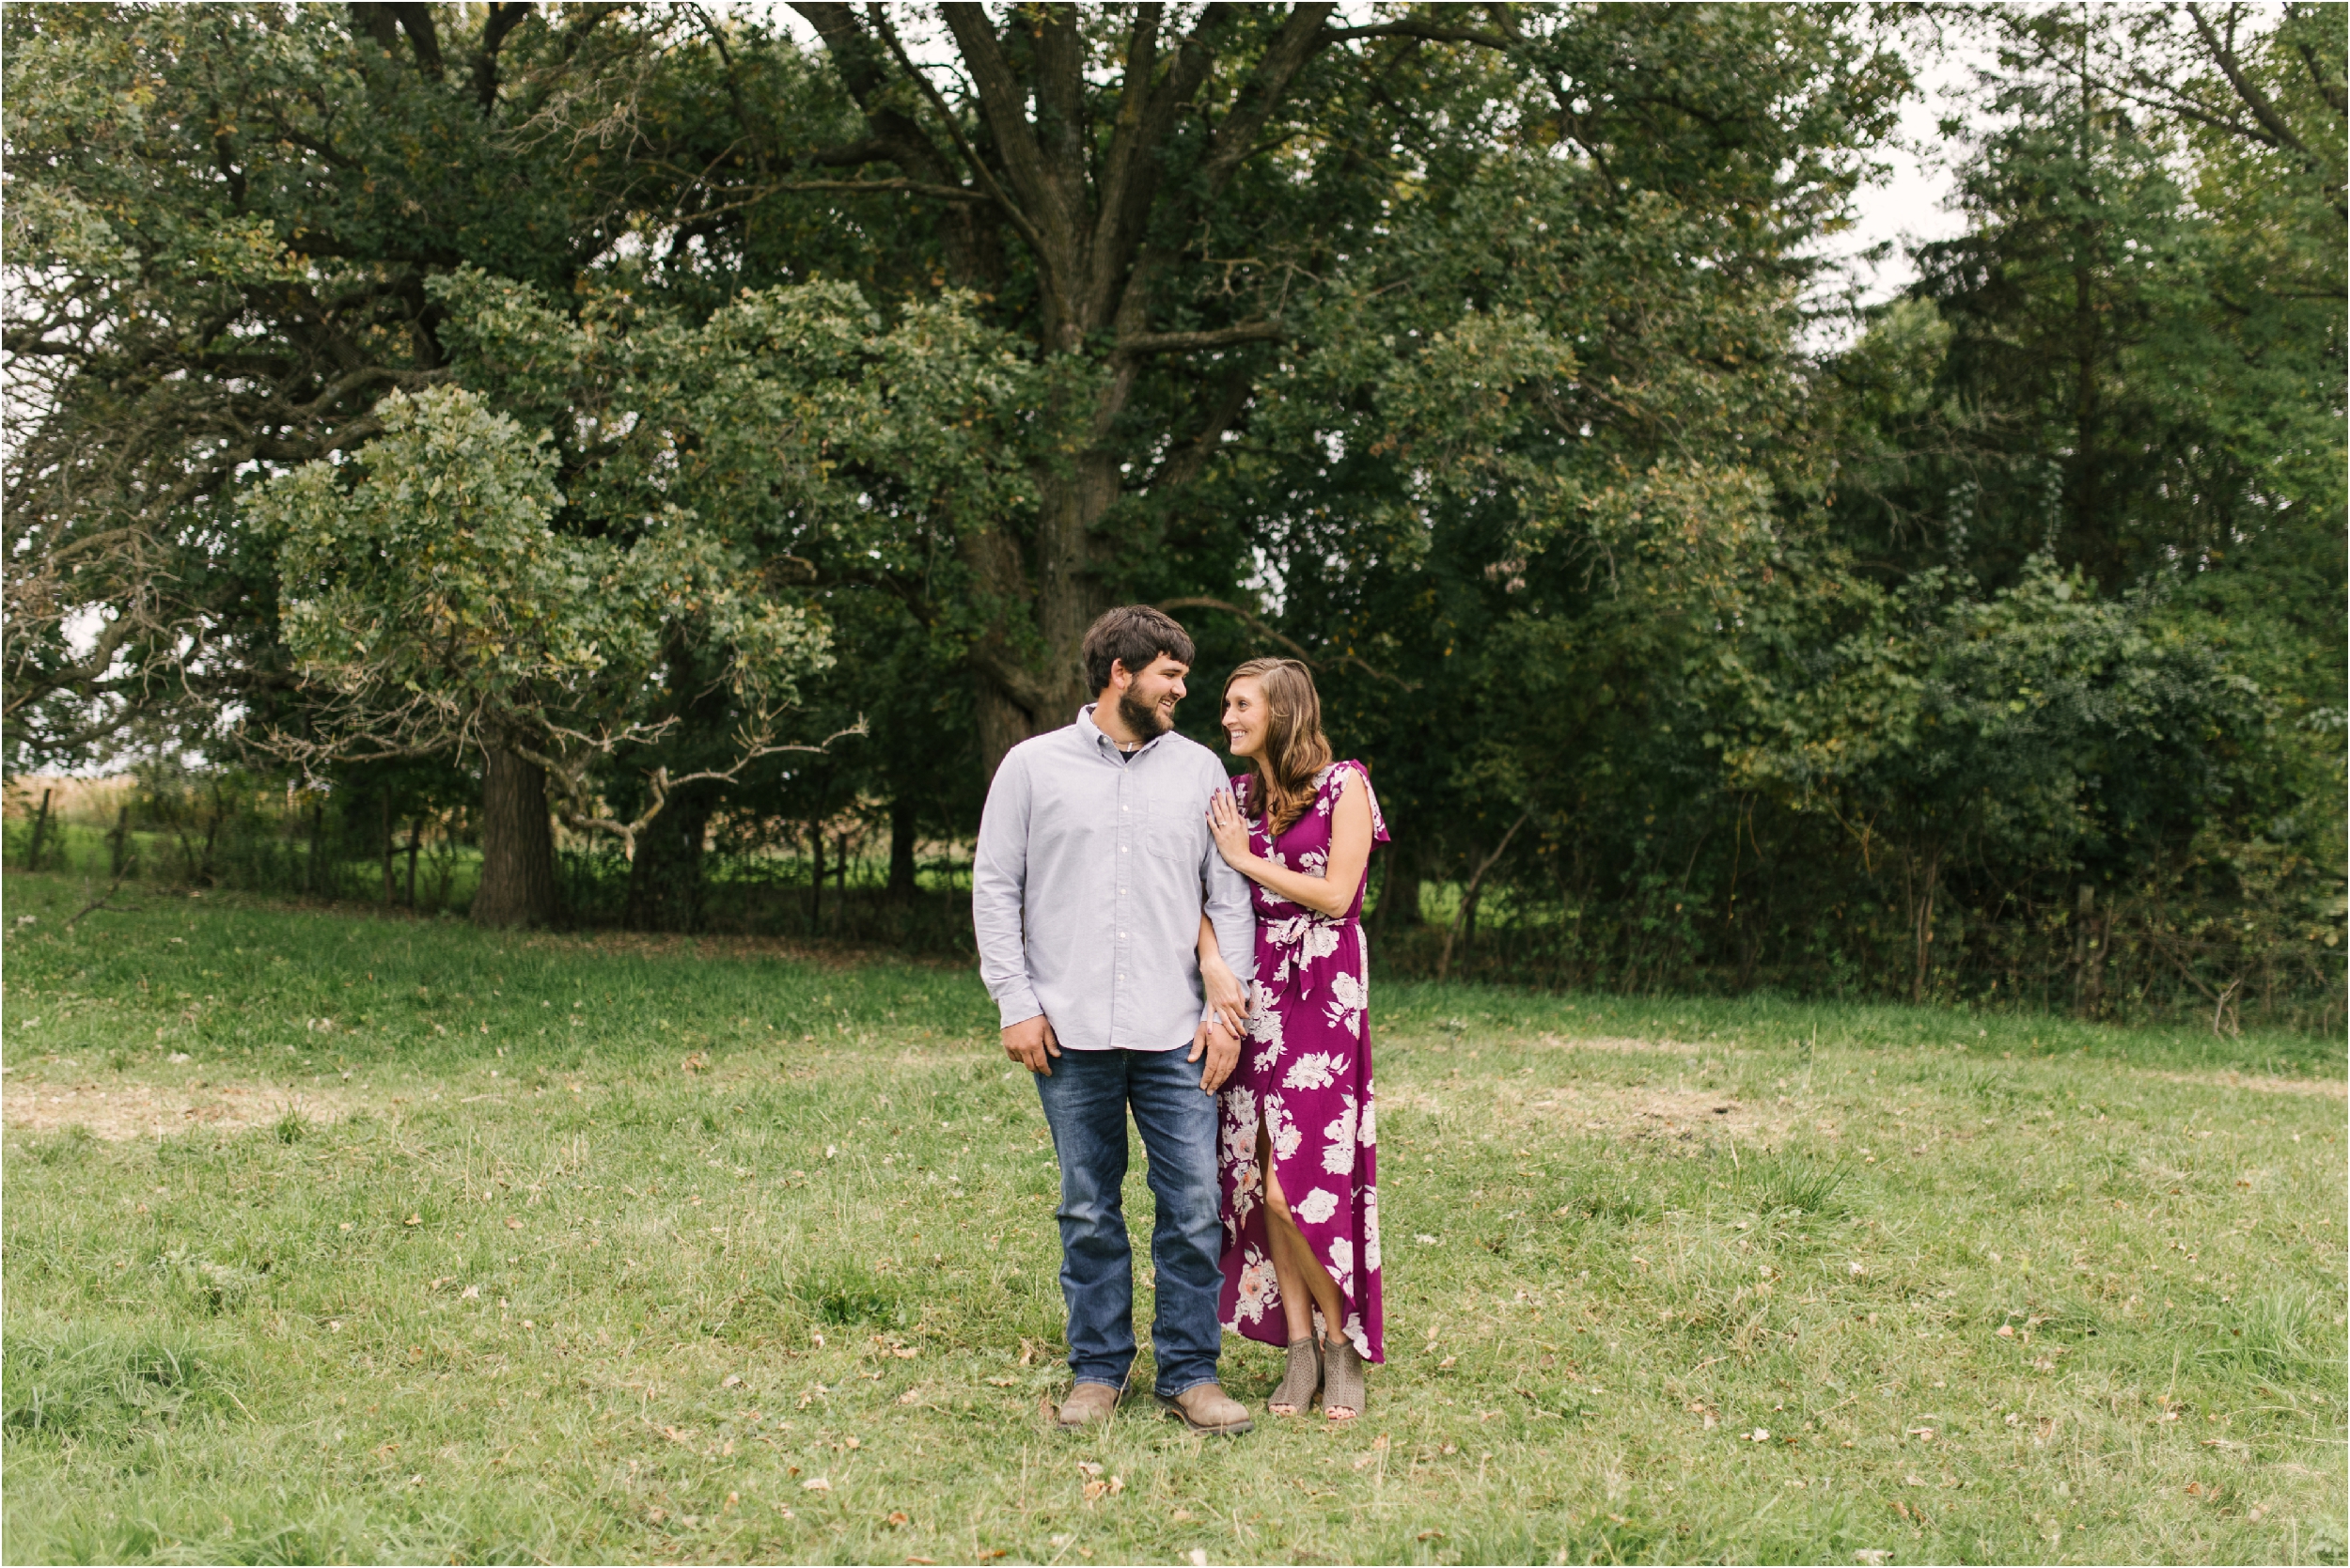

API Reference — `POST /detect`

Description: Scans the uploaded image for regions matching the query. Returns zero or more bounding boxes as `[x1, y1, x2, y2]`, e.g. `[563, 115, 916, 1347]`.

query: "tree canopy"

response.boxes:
[4, 2, 2339, 1023]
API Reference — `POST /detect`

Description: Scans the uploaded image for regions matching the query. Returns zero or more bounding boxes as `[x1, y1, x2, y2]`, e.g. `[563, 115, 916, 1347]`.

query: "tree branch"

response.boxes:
[760, 177, 992, 204]
[868, 6, 1050, 257]
[1323, 20, 1512, 49]
[474, 2, 532, 112]
[1116, 320, 1286, 354]
[2186, 2, 2312, 154]
[1156, 597, 1418, 688]
[537, 722, 869, 859]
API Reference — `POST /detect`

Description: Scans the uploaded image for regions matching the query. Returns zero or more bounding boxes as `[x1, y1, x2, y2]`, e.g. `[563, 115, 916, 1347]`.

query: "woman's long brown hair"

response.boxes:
[1226, 657, 1333, 839]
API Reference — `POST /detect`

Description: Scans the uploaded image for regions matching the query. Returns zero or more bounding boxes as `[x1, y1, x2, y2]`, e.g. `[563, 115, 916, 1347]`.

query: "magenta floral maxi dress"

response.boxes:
[1217, 760, 1388, 1363]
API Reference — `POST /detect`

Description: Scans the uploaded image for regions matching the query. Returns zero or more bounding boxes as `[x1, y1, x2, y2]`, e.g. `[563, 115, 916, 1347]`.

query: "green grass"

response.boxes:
[3, 871, 2343, 1564]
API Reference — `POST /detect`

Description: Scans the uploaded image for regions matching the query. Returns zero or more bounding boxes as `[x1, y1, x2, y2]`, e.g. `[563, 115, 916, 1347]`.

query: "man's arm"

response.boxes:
[971, 750, 1042, 1030]
[1200, 782, 1258, 993]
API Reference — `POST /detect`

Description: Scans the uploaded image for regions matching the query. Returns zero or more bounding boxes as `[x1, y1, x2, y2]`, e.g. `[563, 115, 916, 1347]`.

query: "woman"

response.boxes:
[1196, 657, 1387, 1420]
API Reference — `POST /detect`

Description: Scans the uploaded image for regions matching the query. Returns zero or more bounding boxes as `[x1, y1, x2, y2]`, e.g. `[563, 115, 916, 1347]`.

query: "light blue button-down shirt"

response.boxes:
[973, 706, 1256, 1051]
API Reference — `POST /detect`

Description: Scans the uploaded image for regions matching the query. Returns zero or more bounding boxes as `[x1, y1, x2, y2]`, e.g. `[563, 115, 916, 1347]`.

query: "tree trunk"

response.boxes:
[472, 746, 557, 928]
[1437, 808, 1531, 983]
[1907, 846, 1941, 1005]
[405, 817, 422, 909]
[887, 795, 918, 902]
[624, 781, 717, 933]
[109, 805, 132, 877]
[807, 821, 825, 931]
[790, 7, 1339, 777]
[1372, 840, 1423, 932]
[380, 793, 395, 905]
[24, 787, 53, 870]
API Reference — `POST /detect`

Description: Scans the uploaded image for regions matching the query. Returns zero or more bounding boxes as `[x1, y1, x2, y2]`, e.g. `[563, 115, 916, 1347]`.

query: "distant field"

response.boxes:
[3, 872, 2342, 1564]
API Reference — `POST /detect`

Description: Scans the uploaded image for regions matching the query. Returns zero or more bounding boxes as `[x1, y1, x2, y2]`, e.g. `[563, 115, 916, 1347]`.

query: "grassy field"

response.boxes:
[2, 871, 2342, 1566]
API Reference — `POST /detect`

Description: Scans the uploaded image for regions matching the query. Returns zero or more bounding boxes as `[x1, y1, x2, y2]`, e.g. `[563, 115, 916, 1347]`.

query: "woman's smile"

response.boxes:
[1222, 676, 1268, 756]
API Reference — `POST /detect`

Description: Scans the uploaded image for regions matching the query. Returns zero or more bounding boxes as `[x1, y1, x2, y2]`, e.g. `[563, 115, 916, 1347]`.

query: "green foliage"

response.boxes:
[250, 383, 831, 833]
[3, 4, 2337, 1017]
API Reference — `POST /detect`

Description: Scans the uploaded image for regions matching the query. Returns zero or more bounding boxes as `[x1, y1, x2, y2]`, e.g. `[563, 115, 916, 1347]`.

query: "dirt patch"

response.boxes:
[1519, 1084, 1779, 1144]
[1398, 1080, 1786, 1145]
[2140, 1069, 2346, 1100]
[4, 1079, 359, 1141]
[1528, 1033, 1715, 1058]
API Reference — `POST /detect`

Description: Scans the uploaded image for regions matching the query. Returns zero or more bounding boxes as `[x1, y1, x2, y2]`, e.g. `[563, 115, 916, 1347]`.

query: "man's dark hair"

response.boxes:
[1082, 605, 1196, 694]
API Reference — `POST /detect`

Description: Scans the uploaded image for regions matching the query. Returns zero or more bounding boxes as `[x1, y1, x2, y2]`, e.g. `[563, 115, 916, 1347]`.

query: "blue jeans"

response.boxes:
[1032, 1046, 1224, 1399]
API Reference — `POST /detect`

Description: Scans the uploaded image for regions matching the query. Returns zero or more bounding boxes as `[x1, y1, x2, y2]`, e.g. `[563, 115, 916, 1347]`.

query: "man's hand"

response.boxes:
[1189, 1019, 1242, 1093]
[1003, 1014, 1060, 1075]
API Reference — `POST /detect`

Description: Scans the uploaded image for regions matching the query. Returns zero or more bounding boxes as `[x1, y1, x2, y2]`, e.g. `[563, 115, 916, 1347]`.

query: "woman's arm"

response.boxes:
[1197, 915, 1248, 1039]
[1207, 774, 1374, 918]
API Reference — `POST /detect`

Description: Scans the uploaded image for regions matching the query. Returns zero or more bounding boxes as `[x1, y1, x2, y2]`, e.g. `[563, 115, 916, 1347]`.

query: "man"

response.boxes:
[972, 605, 1258, 1435]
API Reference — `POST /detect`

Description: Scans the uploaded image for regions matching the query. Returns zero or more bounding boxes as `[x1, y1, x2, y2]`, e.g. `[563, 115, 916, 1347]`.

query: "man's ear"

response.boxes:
[1106, 658, 1132, 694]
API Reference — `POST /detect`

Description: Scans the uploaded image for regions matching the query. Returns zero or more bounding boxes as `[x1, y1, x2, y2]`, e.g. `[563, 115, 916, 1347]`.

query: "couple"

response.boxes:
[973, 605, 1389, 1436]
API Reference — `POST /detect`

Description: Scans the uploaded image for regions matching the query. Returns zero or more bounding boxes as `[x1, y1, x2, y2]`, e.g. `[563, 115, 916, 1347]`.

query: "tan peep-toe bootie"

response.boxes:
[1321, 1335, 1366, 1421]
[1268, 1337, 1322, 1415]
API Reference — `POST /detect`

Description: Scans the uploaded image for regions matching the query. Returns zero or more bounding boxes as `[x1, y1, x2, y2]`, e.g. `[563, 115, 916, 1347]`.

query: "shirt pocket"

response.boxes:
[1146, 801, 1203, 867]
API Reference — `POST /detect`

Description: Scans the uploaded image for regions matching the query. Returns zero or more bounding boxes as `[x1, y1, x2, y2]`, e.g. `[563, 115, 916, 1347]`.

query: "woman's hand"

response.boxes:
[1207, 788, 1255, 870]
[1200, 953, 1249, 1043]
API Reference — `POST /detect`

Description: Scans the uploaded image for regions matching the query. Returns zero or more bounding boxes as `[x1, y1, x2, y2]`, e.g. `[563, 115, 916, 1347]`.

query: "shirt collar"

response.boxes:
[1077, 703, 1164, 760]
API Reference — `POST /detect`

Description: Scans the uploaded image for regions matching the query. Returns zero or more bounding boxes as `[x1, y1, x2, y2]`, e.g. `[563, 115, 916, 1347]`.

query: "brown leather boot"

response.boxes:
[1157, 1383, 1253, 1435]
[1057, 1382, 1121, 1431]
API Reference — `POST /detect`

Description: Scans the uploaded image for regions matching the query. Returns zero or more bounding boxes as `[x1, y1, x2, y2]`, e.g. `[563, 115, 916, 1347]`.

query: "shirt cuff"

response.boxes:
[995, 993, 1044, 1029]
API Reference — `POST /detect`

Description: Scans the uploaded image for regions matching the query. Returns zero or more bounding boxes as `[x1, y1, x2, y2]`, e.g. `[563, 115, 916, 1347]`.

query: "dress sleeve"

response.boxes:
[1332, 760, 1390, 844]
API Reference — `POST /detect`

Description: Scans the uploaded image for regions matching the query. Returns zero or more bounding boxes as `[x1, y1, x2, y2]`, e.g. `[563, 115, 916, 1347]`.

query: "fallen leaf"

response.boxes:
[404, 1215, 421, 1227]
[505, 1217, 523, 1231]
[1082, 1481, 1107, 1502]
[803, 1478, 831, 1492]
[723, 1374, 744, 1389]
[886, 1512, 910, 1526]
[1996, 1325, 2014, 1338]
[986, 1376, 1018, 1387]
[1418, 1530, 1444, 1542]
[1076, 1462, 1104, 1477]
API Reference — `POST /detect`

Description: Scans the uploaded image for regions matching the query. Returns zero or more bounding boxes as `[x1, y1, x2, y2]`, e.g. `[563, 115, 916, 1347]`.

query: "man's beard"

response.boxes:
[1118, 688, 1173, 742]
